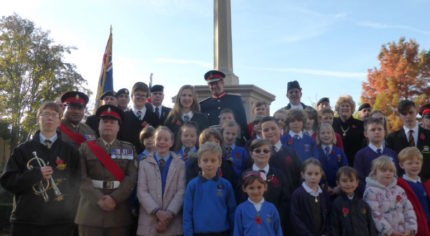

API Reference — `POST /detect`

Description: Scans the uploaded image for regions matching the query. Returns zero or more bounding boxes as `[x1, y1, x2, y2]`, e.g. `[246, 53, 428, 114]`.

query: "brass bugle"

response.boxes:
[27, 151, 64, 202]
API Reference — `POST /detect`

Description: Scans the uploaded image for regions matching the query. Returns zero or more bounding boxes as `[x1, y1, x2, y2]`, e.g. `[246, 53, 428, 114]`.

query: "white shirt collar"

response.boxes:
[368, 143, 384, 153]
[321, 144, 332, 152]
[252, 164, 270, 176]
[182, 111, 193, 120]
[289, 130, 303, 139]
[132, 106, 147, 118]
[39, 133, 57, 145]
[347, 193, 355, 200]
[403, 124, 419, 146]
[403, 174, 421, 183]
[302, 182, 322, 197]
[289, 103, 304, 110]
[273, 140, 282, 152]
[248, 198, 265, 212]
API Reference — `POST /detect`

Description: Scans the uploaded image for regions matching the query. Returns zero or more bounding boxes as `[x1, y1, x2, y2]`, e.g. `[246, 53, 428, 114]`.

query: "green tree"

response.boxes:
[361, 38, 430, 132]
[0, 14, 90, 149]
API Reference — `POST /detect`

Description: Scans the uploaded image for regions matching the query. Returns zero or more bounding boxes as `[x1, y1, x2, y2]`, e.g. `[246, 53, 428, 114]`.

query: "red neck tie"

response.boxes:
[408, 130, 415, 147]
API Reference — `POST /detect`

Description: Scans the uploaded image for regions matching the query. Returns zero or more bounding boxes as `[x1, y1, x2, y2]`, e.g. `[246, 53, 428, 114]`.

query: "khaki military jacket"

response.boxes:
[59, 119, 96, 149]
[75, 138, 137, 227]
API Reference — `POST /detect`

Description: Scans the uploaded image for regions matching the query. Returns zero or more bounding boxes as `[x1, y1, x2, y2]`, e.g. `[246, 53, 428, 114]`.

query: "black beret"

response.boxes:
[204, 70, 225, 83]
[287, 80, 301, 91]
[96, 105, 124, 124]
[100, 90, 116, 100]
[115, 88, 129, 97]
[358, 103, 371, 111]
[150, 85, 164, 93]
[61, 91, 89, 107]
[317, 97, 330, 106]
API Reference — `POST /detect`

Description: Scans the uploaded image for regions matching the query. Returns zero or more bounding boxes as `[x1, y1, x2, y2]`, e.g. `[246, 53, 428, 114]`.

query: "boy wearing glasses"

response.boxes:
[236, 139, 291, 234]
[1, 102, 80, 236]
[118, 82, 159, 153]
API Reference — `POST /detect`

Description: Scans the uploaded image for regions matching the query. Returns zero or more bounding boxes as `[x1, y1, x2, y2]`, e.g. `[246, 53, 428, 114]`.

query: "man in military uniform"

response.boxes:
[86, 90, 118, 136]
[116, 88, 130, 112]
[419, 103, 430, 130]
[199, 70, 249, 142]
[1, 102, 80, 236]
[280, 80, 310, 111]
[75, 105, 137, 236]
[149, 84, 171, 124]
[59, 91, 96, 148]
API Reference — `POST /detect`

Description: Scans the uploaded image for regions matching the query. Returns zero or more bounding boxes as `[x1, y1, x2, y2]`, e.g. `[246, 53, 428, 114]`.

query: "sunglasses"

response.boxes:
[253, 149, 270, 154]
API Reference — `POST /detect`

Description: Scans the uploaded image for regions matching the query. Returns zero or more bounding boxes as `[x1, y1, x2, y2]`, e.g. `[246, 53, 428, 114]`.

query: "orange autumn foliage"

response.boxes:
[361, 38, 430, 132]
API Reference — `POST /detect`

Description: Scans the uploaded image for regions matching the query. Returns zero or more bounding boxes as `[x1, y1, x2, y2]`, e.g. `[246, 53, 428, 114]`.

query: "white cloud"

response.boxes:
[358, 21, 430, 36]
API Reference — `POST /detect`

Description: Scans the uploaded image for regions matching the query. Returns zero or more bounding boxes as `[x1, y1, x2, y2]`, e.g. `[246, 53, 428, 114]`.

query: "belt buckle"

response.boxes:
[103, 181, 114, 189]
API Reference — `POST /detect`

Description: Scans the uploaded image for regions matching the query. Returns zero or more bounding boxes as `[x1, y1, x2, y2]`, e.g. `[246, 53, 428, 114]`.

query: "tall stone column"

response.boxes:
[214, 0, 238, 85]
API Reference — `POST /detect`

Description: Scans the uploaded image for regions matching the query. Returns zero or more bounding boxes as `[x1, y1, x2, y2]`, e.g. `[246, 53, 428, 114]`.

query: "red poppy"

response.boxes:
[255, 216, 261, 224]
[175, 120, 182, 126]
[342, 207, 349, 217]
[285, 155, 292, 165]
[267, 175, 279, 187]
[288, 138, 293, 145]
[235, 152, 241, 160]
[141, 121, 148, 128]
[330, 149, 335, 155]
[420, 133, 426, 141]
[56, 158, 64, 165]
[396, 195, 401, 202]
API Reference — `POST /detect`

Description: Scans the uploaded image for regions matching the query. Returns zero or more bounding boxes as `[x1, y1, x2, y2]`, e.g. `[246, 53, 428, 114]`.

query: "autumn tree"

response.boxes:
[361, 38, 430, 132]
[0, 14, 90, 149]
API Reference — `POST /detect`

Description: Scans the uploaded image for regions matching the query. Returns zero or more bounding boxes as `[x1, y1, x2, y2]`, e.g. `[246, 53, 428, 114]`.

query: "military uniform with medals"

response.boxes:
[75, 105, 137, 236]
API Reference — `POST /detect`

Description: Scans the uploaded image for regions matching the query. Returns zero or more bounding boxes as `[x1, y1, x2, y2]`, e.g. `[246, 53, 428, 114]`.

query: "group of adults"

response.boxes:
[1, 67, 430, 236]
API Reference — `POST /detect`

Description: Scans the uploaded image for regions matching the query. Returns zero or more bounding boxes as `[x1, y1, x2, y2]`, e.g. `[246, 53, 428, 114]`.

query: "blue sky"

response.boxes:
[2, 0, 430, 113]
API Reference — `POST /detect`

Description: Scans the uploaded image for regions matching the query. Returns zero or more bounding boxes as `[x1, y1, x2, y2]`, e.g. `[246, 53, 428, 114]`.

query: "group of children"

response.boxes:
[132, 103, 430, 236]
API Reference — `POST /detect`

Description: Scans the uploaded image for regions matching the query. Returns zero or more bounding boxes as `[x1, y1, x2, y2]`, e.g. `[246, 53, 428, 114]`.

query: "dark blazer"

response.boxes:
[118, 104, 160, 153]
[269, 145, 302, 191]
[387, 126, 430, 180]
[164, 112, 209, 138]
[200, 93, 249, 142]
[0, 131, 80, 226]
[85, 115, 99, 137]
[333, 117, 365, 166]
[281, 102, 310, 111]
[152, 105, 171, 125]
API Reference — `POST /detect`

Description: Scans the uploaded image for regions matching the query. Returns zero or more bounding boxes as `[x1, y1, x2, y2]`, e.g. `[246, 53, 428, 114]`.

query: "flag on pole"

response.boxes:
[94, 26, 114, 112]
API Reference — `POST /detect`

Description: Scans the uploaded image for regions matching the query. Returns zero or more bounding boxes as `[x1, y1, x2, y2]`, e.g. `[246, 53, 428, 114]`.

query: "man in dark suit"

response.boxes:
[118, 82, 159, 153]
[387, 100, 430, 180]
[280, 80, 310, 111]
[149, 84, 171, 124]
[200, 70, 249, 141]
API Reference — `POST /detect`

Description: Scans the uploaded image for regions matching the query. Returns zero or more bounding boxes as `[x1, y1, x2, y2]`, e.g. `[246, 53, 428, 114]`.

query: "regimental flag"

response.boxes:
[94, 27, 114, 112]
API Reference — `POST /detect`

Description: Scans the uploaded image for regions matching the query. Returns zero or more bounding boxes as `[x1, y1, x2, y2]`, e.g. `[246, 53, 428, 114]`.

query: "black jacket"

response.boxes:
[332, 117, 365, 166]
[386, 126, 430, 180]
[330, 193, 378, 236]
[0, 131, 80, 225]
[118, 105, 160, 153]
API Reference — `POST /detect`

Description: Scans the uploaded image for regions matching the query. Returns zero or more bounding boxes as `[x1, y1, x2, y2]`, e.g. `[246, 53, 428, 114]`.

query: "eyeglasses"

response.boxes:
[253, 149, 270, 154]
[40, 112, 59, 118]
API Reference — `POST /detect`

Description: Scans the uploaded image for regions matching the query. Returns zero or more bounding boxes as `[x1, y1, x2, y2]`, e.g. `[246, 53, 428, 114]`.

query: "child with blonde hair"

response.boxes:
[364, 156, 417, 236]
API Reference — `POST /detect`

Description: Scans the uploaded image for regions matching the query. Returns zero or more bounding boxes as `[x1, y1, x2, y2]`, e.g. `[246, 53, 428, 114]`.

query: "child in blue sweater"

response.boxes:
[316, 123, 348, 196]
[183, 142, 236, 236]
[282, 109, 318, 162]
[234, 171, 282, 236]
[354, 117, 400, 196]
[222, 120, 249, 178]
